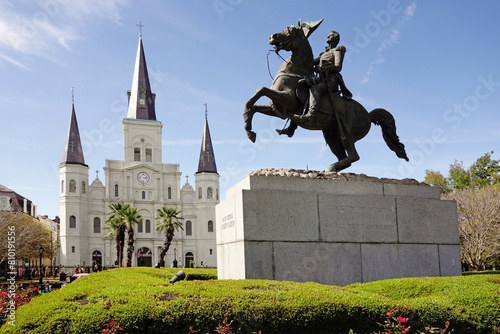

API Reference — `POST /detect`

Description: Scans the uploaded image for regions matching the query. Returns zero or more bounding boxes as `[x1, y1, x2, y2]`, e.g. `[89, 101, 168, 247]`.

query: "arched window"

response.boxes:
[186, 221, 192, 236]
[185, 252, 194, 268]
[146, 148, 152, 162]
[82, 181, 86, 194]
[168, 187, 172, 200]
[134, 147, 141, 161]
[142, 191, 146, 200]
[61, 180, 64, 193]
[69, 180, 76, 193]
[69, 215, 76, 228]
[216, 188, 219, 200]
[138, 220, 143, 233]
[207, 187, 213, 199]
[114, 184, 119, 197]
[93, 217, 101, 233]
[145, 219, 151, 233]
[198, 188, 202, 199]
[208, 220, 214, 232]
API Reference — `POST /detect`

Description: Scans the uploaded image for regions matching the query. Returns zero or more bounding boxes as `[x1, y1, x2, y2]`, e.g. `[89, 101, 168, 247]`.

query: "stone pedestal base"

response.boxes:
[216, 169, 461, 286]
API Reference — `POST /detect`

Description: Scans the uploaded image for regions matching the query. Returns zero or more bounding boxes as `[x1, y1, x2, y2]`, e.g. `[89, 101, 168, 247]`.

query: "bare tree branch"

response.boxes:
[444, 186, 500, 270]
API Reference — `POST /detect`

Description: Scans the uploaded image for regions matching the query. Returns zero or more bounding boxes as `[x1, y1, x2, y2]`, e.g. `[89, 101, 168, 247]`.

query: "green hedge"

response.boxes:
[1, 268, 498, 334]
[463, 270, 500, 276]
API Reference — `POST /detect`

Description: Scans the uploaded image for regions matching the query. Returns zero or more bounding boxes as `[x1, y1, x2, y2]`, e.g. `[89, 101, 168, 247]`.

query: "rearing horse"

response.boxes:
[243, 19, 409, 172]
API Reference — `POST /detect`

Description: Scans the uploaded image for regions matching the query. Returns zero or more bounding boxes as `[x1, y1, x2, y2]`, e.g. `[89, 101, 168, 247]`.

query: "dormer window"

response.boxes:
[139, 90, 146, 106]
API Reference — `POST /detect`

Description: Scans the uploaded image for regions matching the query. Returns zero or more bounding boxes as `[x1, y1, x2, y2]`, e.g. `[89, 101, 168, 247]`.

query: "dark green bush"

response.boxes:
[185, 270, 217, 281]
[0, 268, 498, 334]
[463, 270, 500, 276]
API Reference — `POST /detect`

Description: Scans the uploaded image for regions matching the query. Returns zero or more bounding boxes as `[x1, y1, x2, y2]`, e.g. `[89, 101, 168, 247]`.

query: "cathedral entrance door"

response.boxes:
[185, 252, 194, 268]
[92, 250, 102, 271]
[138, 247, 152, 267]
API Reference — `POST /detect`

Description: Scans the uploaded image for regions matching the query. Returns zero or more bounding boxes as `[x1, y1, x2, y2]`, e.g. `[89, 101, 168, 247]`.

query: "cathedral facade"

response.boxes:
[58, 34, 219, 269]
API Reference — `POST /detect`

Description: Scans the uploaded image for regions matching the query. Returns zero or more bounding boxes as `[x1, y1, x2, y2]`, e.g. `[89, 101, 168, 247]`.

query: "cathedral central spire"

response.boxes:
[197, 105, 218, 174]
[126, 33, 156, 120]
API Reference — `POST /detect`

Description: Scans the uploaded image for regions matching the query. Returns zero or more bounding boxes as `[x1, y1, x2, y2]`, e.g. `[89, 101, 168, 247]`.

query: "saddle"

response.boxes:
[296, 80, 353, 130]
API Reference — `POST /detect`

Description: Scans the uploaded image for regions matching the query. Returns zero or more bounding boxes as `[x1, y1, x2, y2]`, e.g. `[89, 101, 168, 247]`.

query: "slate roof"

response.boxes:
[0, 184, 32, 213]
[196, 116, 218, 174]
[62, 104, 86, 166]
[126, 34, 156, 121]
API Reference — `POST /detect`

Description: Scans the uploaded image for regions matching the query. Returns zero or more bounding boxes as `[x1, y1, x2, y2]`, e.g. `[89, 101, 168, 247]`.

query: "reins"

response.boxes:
[266, 48, 309, 81]
[266, 50, 275, 80]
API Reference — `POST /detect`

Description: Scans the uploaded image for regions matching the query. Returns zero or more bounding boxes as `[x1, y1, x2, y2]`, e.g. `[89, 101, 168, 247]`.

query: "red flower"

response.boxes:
[399, 316, 408, 324]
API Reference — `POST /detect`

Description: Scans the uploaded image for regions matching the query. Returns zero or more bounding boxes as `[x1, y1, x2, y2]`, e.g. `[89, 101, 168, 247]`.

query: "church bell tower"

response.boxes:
[59, 98, 90, 266]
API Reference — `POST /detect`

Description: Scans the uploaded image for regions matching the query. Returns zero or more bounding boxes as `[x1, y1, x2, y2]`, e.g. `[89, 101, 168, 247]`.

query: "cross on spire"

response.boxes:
[69, 138, 76, 153]
[71, 87, 74, 104]
[186, 175, 189, 184]
[95, 170, 99, 179]
[136, 21, 145, 35]
[204, 103, 208, 118]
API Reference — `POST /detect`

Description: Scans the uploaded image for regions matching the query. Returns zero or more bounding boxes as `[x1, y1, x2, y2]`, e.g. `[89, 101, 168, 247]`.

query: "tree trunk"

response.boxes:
[157, 230, 174, 267]
[115, 234, 120, 266]
[126, 225, 134, 267]
[116, 226, 125, 267]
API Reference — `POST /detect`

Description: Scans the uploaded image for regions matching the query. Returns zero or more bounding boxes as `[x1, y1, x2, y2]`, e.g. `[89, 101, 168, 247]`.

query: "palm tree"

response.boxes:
[122, 205, 142, 267]
[105, 203, 127, 267]
[155, 207, 183, 268]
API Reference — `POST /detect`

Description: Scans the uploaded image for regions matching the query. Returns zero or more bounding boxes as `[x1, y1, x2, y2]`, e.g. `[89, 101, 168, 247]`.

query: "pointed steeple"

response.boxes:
[197, 105, 217, 174]
[62, 103, 86, 166]
[126, 33, 156, 120]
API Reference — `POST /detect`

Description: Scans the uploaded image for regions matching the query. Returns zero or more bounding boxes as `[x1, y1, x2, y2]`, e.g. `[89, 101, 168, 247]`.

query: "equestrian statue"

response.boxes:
[243, 19, 409, 172]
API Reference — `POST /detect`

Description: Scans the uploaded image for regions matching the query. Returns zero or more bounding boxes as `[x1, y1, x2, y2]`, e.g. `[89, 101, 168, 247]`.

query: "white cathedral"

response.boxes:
[58, 33, 219, 269]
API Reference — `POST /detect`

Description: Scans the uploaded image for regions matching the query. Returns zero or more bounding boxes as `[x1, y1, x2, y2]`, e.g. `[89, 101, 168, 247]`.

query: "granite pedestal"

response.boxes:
[216, 169, 461, 286]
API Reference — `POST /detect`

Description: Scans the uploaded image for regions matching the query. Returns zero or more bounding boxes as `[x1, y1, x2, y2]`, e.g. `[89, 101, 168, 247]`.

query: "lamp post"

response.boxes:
[38, 244, 44, 286]
[173, 248, 178, 268]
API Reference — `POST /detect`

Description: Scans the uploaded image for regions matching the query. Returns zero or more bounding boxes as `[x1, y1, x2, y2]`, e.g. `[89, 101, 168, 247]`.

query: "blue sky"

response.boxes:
[1, 0, 499, 218]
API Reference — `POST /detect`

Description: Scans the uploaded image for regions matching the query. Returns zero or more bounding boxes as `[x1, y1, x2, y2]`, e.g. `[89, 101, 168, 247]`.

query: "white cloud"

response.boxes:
[0, 52, 31, 70]
[360, 2, 417, 85]
[59, 0, 129, 24]
[405, 2, 417, 19]
[0, 0, 129, 67]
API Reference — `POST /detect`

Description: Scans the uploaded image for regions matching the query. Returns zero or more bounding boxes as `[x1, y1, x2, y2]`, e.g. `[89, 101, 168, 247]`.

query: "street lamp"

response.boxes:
[38, 244, 44, 286]
[173, 248, 178, 268]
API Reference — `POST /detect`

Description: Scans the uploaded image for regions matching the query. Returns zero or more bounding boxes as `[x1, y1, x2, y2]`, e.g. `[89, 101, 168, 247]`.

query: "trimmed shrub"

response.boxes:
[463, 270, 500, 276]
[0, 268, 498, 334]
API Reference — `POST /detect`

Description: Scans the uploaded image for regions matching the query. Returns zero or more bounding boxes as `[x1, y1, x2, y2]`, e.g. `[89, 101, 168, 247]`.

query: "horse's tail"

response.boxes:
[369, 108, 409, 161]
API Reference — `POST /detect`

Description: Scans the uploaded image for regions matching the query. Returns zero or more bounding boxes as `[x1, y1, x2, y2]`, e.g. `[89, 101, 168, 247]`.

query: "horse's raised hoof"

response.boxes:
[325, 164, 337, 172]
[275, 128, 295, 138]
[247, 131, 257, 143]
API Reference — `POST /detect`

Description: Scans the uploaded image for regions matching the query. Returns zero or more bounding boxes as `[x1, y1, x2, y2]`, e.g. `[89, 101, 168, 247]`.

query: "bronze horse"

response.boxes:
[243, 19, 408, 172]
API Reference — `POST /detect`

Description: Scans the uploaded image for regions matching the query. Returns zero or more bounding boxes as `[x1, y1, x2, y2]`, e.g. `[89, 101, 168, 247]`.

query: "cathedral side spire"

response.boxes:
[62, 100, 86, 166]
[126, 32, 156, 120]
[197, 104, 217, 174]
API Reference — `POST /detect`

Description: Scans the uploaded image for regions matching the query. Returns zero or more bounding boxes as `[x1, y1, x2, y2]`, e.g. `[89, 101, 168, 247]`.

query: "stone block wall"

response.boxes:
[216, 169, 461, 286]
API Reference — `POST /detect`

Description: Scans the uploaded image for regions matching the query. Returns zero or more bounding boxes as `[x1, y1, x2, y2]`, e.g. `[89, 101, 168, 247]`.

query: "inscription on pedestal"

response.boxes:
[319, 194, 398, 243]
[221, 213, 235, 230]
